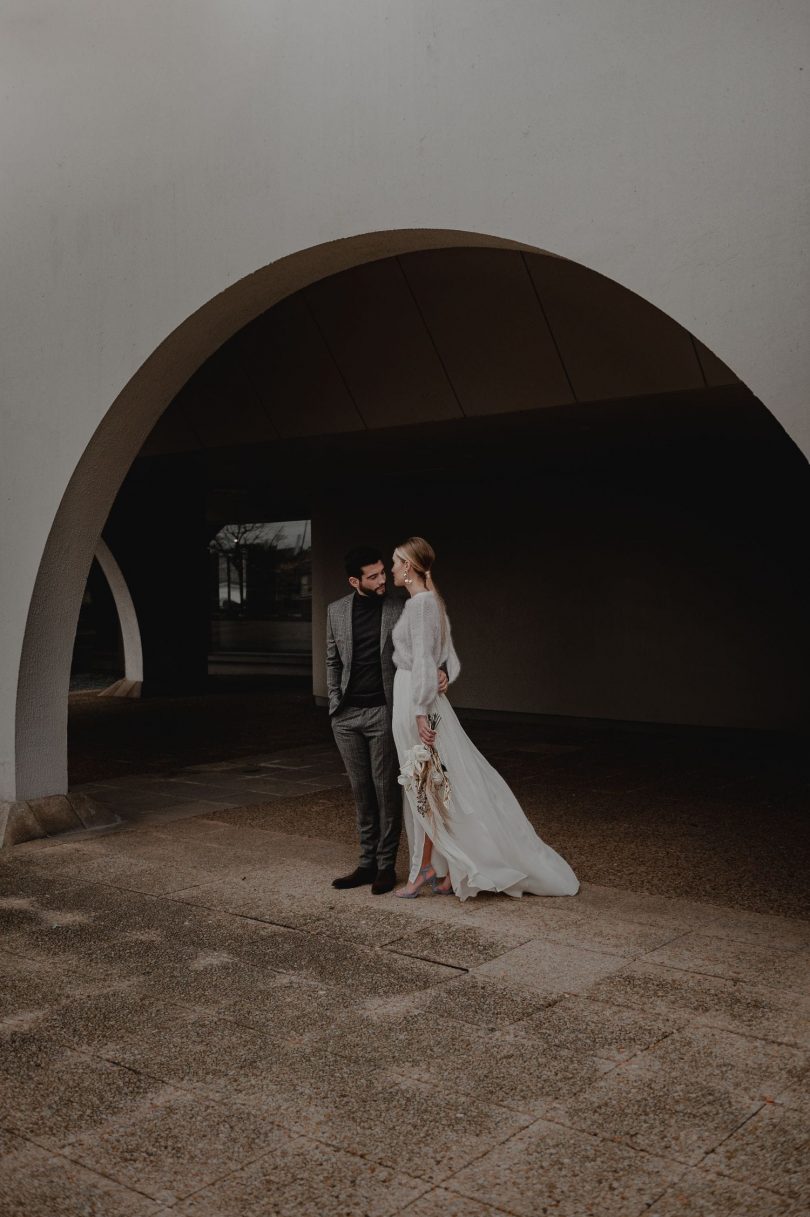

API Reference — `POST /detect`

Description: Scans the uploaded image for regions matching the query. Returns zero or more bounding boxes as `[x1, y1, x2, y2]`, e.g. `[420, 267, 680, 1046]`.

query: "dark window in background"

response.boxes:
[208, 520, 312, 676]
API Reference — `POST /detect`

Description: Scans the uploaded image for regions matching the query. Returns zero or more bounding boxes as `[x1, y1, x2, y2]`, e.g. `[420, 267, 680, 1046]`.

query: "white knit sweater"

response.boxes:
[392, 591, 461, 716]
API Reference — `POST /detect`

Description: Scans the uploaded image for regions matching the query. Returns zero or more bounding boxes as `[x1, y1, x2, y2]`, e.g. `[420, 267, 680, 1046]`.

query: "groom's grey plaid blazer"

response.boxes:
[325, 593, 404, 716]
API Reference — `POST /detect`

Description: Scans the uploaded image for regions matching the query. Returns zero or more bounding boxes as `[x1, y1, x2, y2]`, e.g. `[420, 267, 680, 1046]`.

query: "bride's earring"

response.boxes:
[403, 565, 413, 585]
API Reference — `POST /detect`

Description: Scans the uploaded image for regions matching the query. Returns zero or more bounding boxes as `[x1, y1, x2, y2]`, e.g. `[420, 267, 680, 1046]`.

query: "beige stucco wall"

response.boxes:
[1, 1, 808, 799]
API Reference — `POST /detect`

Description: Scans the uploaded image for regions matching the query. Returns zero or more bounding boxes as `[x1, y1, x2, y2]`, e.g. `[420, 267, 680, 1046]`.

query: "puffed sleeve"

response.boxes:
[445, 636, 461, 684]
[409, 594, 441, 716]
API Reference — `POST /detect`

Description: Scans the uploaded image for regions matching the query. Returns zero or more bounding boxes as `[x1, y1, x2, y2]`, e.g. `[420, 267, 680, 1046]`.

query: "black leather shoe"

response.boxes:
[332, 865, 376, 890]
[371, 865, 397, 895]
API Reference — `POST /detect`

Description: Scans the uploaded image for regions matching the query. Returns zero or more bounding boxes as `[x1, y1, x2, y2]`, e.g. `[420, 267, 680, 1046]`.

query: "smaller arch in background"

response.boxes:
[94, 538, 143, 698]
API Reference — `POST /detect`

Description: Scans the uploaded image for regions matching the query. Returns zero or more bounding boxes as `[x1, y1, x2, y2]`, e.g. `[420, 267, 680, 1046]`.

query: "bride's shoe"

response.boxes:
[394, 864, 436, 899]
[433, 877, 454, 895]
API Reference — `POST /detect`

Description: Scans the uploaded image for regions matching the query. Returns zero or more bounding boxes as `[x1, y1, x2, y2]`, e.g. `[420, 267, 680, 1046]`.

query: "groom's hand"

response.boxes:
[437, 669, 449, 695]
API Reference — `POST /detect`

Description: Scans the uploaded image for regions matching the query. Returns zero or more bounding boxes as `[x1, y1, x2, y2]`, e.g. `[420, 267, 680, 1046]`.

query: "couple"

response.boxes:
[327, 537, 579, 900]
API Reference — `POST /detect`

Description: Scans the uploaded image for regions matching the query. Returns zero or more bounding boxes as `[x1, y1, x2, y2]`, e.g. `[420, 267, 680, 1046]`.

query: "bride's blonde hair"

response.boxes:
[396, 536, 448, 644]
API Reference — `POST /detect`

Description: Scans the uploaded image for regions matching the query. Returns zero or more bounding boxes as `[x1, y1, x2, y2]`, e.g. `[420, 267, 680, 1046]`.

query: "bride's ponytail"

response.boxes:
[398, 537, 448, 645]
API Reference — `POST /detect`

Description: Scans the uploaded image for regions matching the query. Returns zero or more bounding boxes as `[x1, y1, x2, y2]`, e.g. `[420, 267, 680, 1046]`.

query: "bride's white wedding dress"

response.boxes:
[391, 591, 579, 901]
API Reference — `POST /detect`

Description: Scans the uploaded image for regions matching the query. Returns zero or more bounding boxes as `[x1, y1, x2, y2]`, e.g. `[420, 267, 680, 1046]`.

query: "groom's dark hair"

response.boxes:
[345, 545, 383, 579]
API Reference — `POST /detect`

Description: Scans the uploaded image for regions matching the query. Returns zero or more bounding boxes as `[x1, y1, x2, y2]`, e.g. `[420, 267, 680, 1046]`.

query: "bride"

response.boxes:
[390, 537, 579, 901]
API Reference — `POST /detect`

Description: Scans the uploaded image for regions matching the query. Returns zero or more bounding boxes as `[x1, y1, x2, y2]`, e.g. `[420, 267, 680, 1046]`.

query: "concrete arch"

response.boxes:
[14, 229, 535, 802]
[94, 538, 143, 697]
[9, 227, 799, 803]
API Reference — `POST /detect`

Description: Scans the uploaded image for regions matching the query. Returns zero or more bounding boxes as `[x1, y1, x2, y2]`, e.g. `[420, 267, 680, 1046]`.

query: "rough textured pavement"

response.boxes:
[1, 718, 809, 1215]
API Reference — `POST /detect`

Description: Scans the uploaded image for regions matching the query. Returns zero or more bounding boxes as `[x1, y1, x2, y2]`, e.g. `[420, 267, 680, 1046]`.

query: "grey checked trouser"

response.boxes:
[331, 703, 402, 869]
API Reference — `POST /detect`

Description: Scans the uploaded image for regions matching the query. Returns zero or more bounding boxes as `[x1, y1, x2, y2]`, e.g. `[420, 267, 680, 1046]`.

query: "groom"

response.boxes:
[327, 545, 446, 895]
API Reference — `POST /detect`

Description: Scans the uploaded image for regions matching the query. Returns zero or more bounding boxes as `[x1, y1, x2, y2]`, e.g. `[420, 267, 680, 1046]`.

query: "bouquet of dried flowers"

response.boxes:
[398, 712, 452, 829]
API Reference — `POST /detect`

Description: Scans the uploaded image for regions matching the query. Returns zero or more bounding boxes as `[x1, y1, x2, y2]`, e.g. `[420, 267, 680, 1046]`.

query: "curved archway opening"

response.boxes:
[15, 230, 810, 812]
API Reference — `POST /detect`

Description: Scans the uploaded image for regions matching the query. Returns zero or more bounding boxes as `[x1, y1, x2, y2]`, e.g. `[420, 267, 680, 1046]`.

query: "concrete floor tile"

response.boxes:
[284, 1072, 533, 1184]
[97, 1011, 289, 1088]
[0, 863, 82, 904]
[646, 1025, 809, 1106]
[171, 1134, 427, 1217]
[568, 884, 727, 931]
[583, 961, 810, 1048]
[512, 994, 685, 1062]
[100, 798, 197, 820]
[17, 848, 221, 897]
[206, 797, 359, 843]
[647, 1167, 800, 1216]
[140, 817, 273, 848]
[228, 924, 462, 997]
[0, 1026, 163, 1147]
[298, 903, 416, 947]
[397, 1188, 515, 1217]
[383, 922, 532, 970]
[0, 1136, 165, 1216]
[703, 1102, 810, 1201]
[128, 801, 236, 823]
[217, 974, 381, 1037]
[699, 908, 810, 951]
[508, 904, 686, 958]
[23, 881, 173, 919]
[644, 933, 810, 995]
[60, 1087, 290, 1205]
[202, 1042, 378, 1115]
[22, 984, 195, 1051]
[447, 1118, 684, 1217]
[305, 1006, 488, 1073]
[407, 1029, 607, 1116]
[168, 875, 337, 928]
[0, 951, 84, 1021]
[552, 1072, 753, 1167]
[474, 937, 626, 998]
[383, 973, 553, 1030]
[131, 956, 284, 1011]
[1, 913, 212, 981]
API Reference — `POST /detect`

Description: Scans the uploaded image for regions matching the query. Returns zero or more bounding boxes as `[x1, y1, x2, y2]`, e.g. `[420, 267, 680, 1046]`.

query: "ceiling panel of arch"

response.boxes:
[400, 247, 574, 415]
[141, 248, 740, 456]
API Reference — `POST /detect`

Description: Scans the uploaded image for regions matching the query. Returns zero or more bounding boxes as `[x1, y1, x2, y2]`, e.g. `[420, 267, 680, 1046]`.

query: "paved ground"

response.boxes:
[69, 685, 810, 917]
[1, 719, 809, 1216]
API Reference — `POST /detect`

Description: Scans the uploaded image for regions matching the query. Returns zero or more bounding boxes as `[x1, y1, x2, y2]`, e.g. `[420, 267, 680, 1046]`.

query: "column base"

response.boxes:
[0, 793, 120, 849]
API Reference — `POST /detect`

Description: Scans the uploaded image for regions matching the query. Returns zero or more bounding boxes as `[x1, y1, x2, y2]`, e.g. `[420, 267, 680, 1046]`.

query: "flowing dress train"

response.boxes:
[391, 593, 579, 901]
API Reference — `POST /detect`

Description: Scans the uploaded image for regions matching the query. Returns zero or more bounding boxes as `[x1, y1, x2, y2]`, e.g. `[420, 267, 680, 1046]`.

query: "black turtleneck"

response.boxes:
[345, 592, 386, 707]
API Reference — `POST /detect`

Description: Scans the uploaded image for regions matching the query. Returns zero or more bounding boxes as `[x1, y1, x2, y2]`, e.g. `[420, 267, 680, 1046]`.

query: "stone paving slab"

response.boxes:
[170, 1133, 428, 1217]
[0, 1130, 165, 1217]
[232, 1069, 535, 1186]
[383, 920, 534, 970]
[371, 972, 551, 1031]
[1, 756, 808, 1217]
[510, 993, 687, 1063]
[58, 1087, 290, 1206]
[644, 931, 810, 995]
[0, 1025, 164, 1149]
[397, 1190, 514, 1217]
[646, 1167, 801, 1217]
[473, 936, 628, 997]
[584, 960, 810, 1048]
[447, 1118, 686, 1217]
[539, 1023, 808, 1166]
[704, 1102, 810, 1204]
